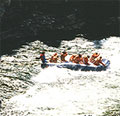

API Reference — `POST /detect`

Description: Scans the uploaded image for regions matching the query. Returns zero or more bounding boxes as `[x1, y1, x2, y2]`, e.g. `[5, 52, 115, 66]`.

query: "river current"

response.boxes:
[0, 36, 120, 116]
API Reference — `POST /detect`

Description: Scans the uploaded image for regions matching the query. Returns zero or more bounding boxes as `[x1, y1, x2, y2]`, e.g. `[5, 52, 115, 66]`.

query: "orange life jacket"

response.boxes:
[49, 53, 58, 63]
[61, 53, 67, 62]
[90, 53, 99, 63]
[93, 58, 105, 66]
[74, 55, 83, 64]
[83, 57, 89, 65]
[69, 55, 76, 62]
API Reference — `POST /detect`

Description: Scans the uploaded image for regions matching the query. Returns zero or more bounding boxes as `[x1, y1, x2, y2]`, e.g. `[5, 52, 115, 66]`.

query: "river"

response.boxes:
[0, 36, 120, 116]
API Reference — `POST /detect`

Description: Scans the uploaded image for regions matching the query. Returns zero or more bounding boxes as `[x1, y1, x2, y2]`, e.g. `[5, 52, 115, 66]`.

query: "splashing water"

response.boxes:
[1, 37, 120, 116]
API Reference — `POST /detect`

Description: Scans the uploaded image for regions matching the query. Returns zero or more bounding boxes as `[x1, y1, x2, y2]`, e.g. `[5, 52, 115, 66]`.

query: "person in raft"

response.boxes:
[93, 56, 106, 67]
[69, 54, 77, 62]
[40, 51, 48, 68]
[60, 51, 68, 62]
[83, 55, 90, 65]
[73, 54, 83, 64]
[40, 51, 47, 64]
[49, 53, 59, 63]
[90, 52, 100, 63]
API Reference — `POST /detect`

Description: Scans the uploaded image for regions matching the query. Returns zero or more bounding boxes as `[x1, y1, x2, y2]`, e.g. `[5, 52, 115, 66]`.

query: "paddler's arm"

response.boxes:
[100, 61, 106, 67]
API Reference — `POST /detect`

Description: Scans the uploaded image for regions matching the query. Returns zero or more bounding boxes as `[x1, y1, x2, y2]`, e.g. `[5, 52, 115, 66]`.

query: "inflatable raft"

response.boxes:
[41, 59, 110, 71]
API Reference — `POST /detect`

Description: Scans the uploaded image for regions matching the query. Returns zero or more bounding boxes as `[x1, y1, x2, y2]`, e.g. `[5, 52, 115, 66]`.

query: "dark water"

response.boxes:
[0, 1, 120, 56]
